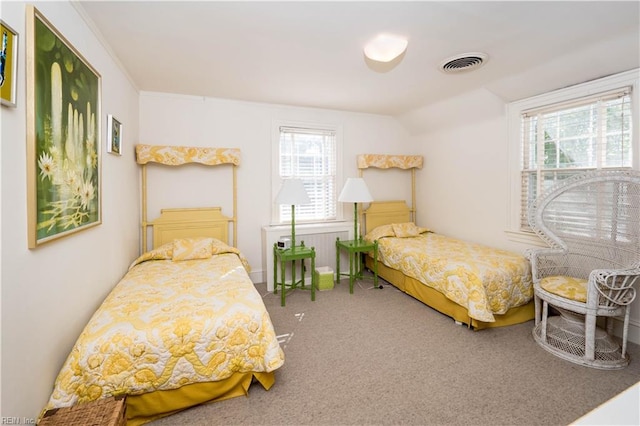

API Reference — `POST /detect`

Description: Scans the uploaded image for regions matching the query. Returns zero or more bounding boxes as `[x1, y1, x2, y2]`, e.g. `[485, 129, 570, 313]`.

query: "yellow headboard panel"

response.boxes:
[151, 207, 231, 249]
[363, 201, 411, 235]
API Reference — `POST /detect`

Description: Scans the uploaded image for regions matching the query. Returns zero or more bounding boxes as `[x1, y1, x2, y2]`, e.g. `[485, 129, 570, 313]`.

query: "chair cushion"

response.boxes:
[539, 275, 588, 302]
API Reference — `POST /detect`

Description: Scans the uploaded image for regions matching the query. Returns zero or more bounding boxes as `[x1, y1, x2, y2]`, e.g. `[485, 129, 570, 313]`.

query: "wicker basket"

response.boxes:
[39, 396, 126, 426]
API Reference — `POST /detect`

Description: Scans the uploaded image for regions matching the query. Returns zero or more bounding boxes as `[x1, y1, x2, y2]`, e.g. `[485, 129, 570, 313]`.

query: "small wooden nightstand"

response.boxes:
[273, 243, 316, 306]
[336, 237, 379, 294]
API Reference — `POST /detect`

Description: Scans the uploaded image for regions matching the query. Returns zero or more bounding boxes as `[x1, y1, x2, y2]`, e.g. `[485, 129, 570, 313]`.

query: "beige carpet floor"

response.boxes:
[150, 276, 640, 425]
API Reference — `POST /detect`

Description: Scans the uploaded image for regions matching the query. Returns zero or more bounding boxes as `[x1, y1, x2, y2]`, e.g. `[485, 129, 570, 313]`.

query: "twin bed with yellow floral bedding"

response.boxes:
[357, 154, 534, 329]
[42, 145, 284, 425]
[363, 202, 534, 329]
[43, 238, 284, 425]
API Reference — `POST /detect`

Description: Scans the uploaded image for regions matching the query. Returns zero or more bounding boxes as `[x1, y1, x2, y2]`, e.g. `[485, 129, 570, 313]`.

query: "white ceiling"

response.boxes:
[75, 1, 640, 117]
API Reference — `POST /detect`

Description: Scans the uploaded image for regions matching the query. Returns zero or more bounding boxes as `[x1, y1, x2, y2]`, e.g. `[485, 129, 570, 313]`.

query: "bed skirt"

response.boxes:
[366, 256, 534, 329]
[126, 371, 275, 425]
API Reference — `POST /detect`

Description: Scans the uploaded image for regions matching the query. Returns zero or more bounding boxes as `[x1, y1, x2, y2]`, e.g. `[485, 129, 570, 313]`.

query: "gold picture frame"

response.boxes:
[107, 114, 122, 155]
[1, 19, 19, 107]
[26, 6, 102, 248]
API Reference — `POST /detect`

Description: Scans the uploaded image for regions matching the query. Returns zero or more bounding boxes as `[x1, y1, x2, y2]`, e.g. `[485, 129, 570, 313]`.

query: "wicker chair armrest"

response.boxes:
[590, 266, 640, 306]
[525, 247, 566, 280]
[524, 247, 566, 262]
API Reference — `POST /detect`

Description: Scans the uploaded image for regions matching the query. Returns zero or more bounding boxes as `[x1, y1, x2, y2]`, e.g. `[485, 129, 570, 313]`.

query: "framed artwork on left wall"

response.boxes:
[26, 5, 102, 248]
[1, 19, 19, 107]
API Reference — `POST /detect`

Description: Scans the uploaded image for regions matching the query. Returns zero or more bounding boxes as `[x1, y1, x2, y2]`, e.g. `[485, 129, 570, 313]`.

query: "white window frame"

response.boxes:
[506, 69, 640, 244]
[271, 120, 343, 225]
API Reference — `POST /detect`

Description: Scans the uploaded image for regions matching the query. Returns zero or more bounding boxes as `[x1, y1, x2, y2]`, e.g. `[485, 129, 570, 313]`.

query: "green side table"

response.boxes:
[273, 243, 316, 307]
[336, 237, 379, 294]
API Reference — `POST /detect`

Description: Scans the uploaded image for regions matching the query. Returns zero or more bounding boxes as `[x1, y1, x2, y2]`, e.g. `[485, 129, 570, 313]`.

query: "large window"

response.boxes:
[276, 125, 338, 224]
[507, 70, 639, 238]
[520, 89, 632, 229]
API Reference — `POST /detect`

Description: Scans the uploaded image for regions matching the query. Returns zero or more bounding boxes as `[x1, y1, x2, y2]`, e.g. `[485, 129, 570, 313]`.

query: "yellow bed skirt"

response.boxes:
[366, 256, 534, 329]
[126, 371, 275, 425]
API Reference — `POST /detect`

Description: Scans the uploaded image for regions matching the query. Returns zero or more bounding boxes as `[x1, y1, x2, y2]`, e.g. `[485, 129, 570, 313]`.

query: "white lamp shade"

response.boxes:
[364, 34, 408, 63]
[338, 178, 373, 203]
[276, 179, 311, 205]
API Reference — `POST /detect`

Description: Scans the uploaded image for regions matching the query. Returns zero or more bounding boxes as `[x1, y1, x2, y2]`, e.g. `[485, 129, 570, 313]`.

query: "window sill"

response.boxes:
[265, 220, 351, 232]
[504, 230, 547, 247]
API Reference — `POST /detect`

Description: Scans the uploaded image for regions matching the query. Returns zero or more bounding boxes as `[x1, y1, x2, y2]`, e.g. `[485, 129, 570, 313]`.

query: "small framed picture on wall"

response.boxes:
[1, 19, 19, 107]
[107, 114, 122, 155]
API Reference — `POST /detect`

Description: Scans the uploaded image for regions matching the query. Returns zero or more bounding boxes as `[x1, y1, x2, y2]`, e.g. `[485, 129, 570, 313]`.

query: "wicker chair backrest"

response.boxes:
[528, 170, 640, 281]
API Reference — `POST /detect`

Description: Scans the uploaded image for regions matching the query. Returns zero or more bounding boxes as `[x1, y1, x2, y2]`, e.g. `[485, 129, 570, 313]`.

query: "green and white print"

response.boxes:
[31, 10, 100, 245]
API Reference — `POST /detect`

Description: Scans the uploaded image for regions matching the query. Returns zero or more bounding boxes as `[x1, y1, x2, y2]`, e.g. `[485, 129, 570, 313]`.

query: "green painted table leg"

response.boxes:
[349, 251, 355, 294]
[374, 241, 379, 288]
[335, 238, 340, 284]
[280, 257, 286, 307]
[311, 253, 316, 301]
[292, 259, 296, 292]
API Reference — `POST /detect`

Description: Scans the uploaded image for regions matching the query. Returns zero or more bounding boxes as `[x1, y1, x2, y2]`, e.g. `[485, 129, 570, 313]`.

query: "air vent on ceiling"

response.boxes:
[439, 52, 488, 73]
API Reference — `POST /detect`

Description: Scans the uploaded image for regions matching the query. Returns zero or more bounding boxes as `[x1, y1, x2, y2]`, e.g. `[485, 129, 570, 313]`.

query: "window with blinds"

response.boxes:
[520, 88, 632, 230]
[278, 126, 337, 223]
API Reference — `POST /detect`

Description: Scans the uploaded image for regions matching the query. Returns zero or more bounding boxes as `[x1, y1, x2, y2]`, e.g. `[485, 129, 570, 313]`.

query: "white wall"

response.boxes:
[401, 88, 514, 250]
[1, 1, 140, 419]
[139, 92, 412, 280]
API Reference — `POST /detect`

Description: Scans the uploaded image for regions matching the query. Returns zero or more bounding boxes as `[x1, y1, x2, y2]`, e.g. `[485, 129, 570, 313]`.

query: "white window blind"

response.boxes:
[520, 87, 632, 230]
[279, 126, 337, 223]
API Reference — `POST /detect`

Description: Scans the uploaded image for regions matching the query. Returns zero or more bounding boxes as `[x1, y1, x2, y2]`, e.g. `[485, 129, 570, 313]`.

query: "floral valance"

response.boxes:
[357, 154, 423, 170]
[136, 145, 241, 166]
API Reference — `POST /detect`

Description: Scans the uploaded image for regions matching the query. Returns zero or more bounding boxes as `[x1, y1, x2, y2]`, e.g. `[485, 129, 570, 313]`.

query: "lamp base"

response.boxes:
[353, 202, 359, 241]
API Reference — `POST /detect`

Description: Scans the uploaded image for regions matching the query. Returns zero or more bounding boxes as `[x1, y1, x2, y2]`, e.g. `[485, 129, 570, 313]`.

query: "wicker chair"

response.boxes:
[526, 170, 640, 369]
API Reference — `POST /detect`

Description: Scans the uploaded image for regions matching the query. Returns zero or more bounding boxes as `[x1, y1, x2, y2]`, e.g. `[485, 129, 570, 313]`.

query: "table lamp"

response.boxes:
[338, 177, 373, 240]
[276, 178, 311, 248]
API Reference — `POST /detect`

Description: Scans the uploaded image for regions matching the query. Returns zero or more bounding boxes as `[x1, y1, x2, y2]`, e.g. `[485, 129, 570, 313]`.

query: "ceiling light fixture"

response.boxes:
[364, 34, 408, 63]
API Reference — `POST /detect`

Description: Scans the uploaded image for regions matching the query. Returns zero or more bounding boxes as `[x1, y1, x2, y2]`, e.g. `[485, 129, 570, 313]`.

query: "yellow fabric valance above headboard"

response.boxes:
[136, 144, 241, 166]
[136, 144, 240, 252]
[357, 154, 423, 225]
[357, 154, 423, 170]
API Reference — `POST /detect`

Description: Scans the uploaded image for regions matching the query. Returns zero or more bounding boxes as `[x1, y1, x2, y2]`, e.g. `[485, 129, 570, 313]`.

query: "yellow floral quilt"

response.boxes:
[45, 240, 284, 410]
[367, 231, 532, 322]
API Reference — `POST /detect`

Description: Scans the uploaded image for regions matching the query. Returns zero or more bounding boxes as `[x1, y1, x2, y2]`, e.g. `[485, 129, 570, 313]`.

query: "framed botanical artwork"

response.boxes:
[26, 6, 102, 248]
[107, 114, 122, 155]
[1, 19, 19, 107]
